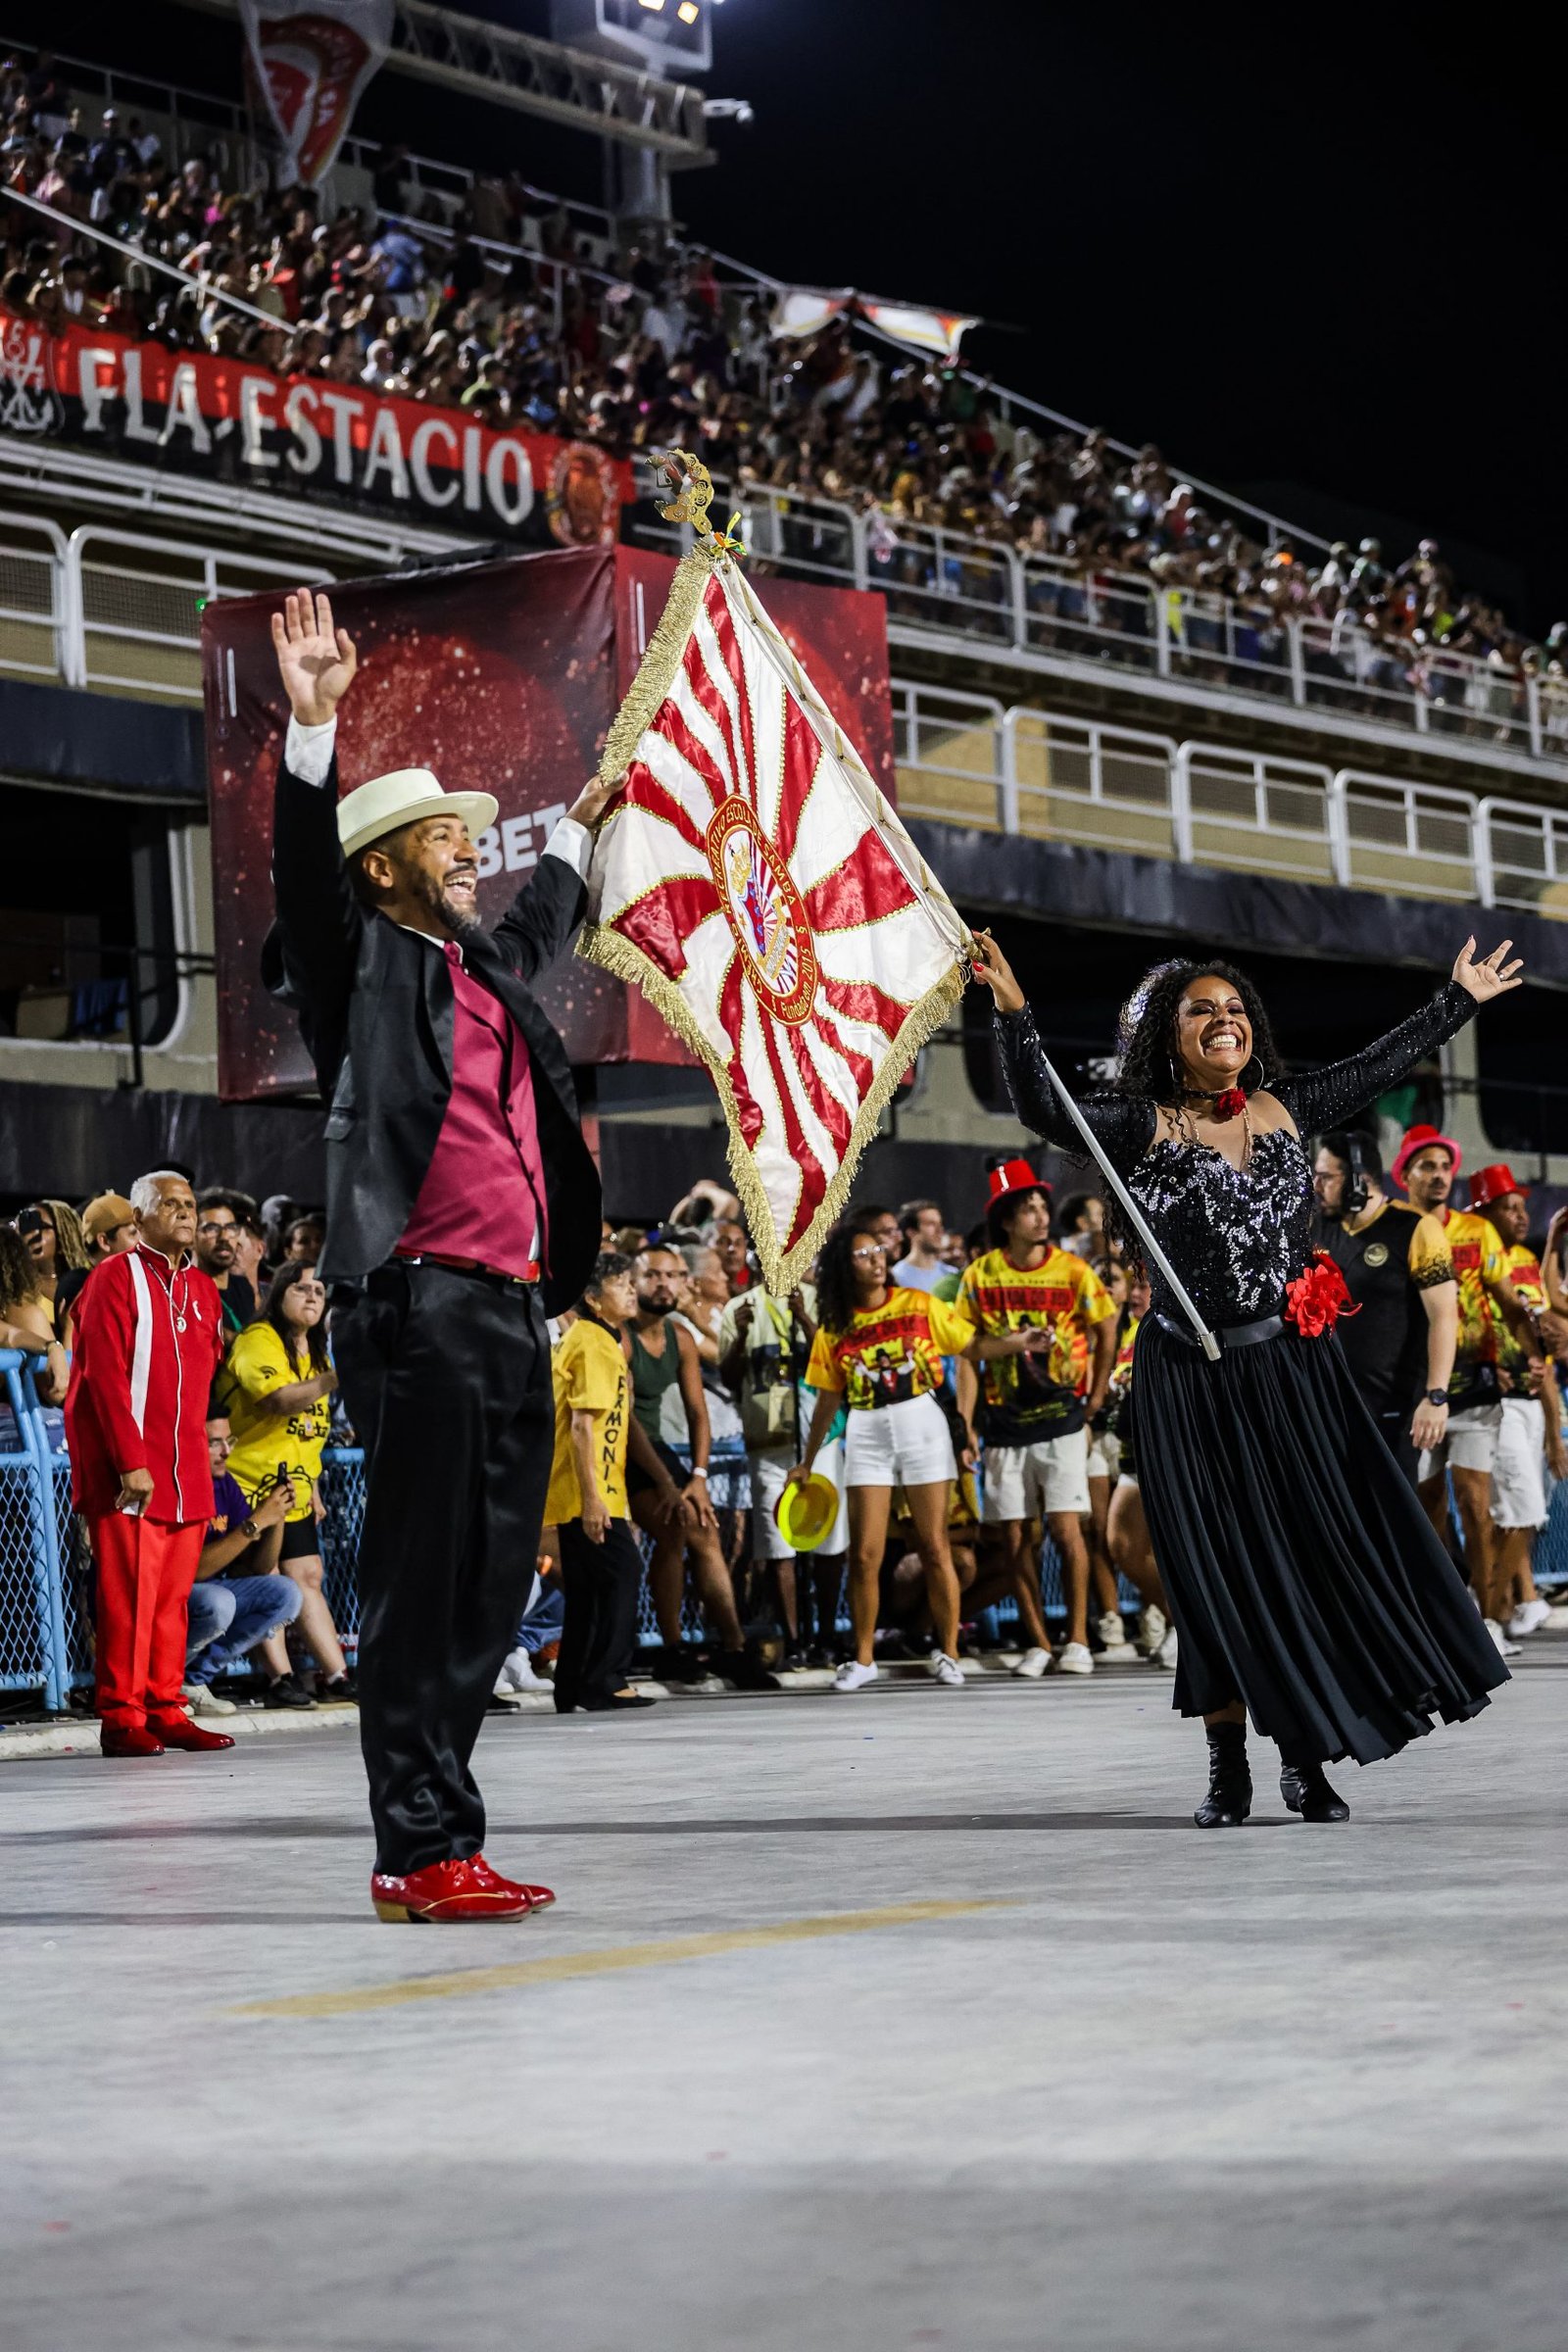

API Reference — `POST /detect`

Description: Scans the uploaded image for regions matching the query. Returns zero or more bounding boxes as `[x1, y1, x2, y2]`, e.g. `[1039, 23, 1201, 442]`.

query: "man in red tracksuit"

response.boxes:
[66, 1170, 237, 1758]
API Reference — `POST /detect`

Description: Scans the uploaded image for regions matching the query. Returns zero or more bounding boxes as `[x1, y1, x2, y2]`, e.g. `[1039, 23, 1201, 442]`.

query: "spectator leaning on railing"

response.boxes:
[216, 1258, 354, 1703]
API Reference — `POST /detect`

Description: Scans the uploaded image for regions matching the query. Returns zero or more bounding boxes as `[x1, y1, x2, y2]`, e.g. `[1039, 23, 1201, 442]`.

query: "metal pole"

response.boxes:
[1025, 1043, 1221, 1361]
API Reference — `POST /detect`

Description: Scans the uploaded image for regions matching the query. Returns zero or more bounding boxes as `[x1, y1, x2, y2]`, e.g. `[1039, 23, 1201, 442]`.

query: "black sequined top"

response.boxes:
[996, 982, 1476, 1329]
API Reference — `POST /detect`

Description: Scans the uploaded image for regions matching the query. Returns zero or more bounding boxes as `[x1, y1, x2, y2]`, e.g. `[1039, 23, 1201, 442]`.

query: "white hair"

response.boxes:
[129, 1170, 187, 1216]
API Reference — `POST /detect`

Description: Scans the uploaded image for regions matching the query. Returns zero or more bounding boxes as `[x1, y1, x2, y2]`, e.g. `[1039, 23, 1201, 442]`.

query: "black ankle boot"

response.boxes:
[1280, 1760, 1350, 1822]
[1194, 1721, 1251, 1828]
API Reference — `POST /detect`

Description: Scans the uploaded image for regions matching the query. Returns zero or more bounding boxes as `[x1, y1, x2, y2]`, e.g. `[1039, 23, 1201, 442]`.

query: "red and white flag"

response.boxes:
[581, 532, 969, 1293]
[241, 0, 393, 187]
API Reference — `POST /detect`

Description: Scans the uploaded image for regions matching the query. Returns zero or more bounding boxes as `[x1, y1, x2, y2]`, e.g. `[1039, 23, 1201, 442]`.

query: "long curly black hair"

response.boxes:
[815, 1215, 885, 1336]
[1112, 956, 1286, 1106]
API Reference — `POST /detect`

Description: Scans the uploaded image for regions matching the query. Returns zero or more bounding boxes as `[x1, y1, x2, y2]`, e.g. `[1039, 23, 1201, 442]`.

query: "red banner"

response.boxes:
[3, 314, 631, 545]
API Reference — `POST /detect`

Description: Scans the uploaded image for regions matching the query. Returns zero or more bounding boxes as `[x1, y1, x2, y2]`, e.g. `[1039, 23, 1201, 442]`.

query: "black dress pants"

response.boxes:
[554, 1516, 643, 1710]
[332, 1260, 553, 1875]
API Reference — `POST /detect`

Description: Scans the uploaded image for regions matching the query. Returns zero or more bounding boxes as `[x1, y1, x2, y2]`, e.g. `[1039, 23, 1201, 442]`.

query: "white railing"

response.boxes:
[629, 481, 1564, 772]
[4, 510, 1563, 921]
[896, 689, 1568, 922]
[32, 525, 325, 700]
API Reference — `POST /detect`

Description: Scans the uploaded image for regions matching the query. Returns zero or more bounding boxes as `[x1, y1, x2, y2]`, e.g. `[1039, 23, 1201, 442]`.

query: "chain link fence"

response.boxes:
[6, 1348, 1568, 1713]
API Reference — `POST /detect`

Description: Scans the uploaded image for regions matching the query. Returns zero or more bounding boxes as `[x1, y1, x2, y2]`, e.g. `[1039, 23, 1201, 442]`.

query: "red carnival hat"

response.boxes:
[987, 1157, 1052, 1204]
[1392, 1122, 1462, 1191]
[1467, 1161, 1527, 1210]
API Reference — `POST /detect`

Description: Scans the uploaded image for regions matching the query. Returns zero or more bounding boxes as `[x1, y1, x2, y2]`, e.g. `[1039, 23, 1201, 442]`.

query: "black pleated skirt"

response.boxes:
[1131, 1315, 1509, 1766]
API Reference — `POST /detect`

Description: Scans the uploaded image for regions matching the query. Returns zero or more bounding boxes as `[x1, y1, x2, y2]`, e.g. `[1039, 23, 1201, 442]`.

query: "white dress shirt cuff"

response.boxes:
[543, 815, 593, 881]
[284, 713, 338, 788]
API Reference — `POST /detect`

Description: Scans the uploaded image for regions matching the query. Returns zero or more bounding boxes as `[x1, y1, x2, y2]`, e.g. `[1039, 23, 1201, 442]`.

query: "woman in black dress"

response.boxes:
[971, 931, 1519, 1828]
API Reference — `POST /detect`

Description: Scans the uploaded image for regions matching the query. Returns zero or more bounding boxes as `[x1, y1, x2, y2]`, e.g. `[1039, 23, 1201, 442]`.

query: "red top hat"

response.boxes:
[1467, 1161, 1527, 1211]
[987, 1156, 1051, 1203]
[1392, 1122, 1462, 1191]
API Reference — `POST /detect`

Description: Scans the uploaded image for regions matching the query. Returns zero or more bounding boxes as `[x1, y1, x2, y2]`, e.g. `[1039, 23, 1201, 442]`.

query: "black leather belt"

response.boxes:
[1154, 1310, 1284, 1351]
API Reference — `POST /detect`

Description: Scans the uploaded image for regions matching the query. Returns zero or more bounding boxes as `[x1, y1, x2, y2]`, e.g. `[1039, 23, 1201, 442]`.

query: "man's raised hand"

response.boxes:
[271, 587, 358, 726]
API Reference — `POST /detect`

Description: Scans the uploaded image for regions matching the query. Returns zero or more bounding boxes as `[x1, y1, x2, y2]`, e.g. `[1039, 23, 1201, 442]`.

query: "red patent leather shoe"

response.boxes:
[369, 1853, 555, 1923]
[100, 1723, 165, 1757]
[466, 1851, 555, 1910]
[146, 1714, 236, 1753]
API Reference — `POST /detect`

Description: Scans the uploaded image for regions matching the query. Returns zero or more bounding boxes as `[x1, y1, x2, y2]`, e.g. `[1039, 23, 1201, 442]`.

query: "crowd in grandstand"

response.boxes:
[5, 49, 1567, 705]
[4, 1131, 1565, 1725]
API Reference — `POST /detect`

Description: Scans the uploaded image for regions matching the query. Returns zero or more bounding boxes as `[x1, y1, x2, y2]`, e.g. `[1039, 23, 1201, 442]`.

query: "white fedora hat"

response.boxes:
[336, 767, 499, 859]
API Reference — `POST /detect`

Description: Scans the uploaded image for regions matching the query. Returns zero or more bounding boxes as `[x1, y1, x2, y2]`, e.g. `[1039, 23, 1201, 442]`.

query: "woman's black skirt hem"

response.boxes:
[1131, 1316, 1509, 1768]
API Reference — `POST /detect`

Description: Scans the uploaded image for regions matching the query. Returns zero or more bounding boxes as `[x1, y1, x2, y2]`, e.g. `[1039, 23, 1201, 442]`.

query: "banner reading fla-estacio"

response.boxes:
[0, 312, 633, 546]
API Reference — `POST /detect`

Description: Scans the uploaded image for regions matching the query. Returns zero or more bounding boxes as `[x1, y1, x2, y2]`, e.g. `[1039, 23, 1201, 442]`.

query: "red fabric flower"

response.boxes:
[1211, 1087, 1249, 1119]
[1284, 1250, 1359, 1339]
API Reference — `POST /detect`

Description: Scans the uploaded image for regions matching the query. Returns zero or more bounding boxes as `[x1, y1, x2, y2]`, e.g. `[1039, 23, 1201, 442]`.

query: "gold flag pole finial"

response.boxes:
[656, 452, 747, 563]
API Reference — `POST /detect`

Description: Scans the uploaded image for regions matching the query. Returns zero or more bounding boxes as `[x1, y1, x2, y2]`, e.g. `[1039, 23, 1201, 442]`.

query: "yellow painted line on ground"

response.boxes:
[226, 1898, 1014, 2021]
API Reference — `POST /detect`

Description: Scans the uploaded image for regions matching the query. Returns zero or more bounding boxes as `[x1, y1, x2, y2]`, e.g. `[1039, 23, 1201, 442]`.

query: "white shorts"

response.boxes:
[843, 1392, 956, 1489]
[751, 1446, 850, 1557]
[1492, 1395, 1548, 1531]
[982, 1426, 1091, 1522]
[1086, 1428, 1121, 1485]
[1420, 1399, 1501, 1483]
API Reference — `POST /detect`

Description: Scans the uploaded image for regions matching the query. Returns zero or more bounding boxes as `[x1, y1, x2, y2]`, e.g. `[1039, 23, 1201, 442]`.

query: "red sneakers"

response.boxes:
[146, 1714, 237, 1753]
[370, 1852, 556, 1923]
[100, 1723, 166, 1757]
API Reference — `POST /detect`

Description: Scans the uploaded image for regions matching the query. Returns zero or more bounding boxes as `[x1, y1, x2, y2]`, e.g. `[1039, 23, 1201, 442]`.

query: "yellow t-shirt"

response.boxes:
[545, 1315, 631, 1525]
[1439, 1205, 1506, 1385]
[217, 1319, 330, 1517]
[806, 1286, 975, 1412]
[957, 1245, 1114, 1443]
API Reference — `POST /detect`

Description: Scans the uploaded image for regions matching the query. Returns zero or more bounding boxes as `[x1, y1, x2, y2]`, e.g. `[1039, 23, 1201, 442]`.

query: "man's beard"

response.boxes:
[411, 864, 482, 941]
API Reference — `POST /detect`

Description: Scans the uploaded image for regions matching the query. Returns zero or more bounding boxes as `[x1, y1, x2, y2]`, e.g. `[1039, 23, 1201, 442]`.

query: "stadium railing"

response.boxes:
[5, 1346, 1568, 1717]
[892, 687, 1568, 919]
[3, 511, 1562, 923]
[628, 483, 1568, 772]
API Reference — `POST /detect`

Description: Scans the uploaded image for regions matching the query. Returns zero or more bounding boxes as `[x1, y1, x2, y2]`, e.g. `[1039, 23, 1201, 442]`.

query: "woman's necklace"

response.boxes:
[1172, 1087, 1254, 1171]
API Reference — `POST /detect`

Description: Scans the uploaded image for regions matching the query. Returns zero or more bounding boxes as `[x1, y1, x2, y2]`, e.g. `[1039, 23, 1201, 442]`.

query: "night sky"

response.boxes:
[70, 1, 1568, 627]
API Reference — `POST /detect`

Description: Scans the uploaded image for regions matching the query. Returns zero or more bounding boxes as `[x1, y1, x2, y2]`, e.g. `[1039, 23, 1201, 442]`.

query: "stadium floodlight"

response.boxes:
[552, 0, 714, 74]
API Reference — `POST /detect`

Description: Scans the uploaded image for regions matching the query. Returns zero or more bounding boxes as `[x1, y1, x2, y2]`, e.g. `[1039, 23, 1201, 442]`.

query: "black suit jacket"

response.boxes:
[266, 752, 602, 1315]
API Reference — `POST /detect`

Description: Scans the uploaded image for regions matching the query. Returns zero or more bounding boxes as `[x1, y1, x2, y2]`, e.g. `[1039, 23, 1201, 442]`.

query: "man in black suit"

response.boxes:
[268, 588, 618, 1924]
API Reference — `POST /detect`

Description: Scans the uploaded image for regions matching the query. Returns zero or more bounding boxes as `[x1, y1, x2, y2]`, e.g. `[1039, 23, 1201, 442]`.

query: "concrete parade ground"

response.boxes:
[4, 1647, 1567, 2352]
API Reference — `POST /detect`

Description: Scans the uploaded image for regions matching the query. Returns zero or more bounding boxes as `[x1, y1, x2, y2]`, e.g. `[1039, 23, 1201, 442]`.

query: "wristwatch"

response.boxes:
[1425, 1389, 1449, 1408]
[240, 1516, 260, 1541]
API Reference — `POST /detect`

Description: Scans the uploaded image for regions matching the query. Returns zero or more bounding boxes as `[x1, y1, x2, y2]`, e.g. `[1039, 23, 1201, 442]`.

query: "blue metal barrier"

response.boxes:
[6, 1384, 1568, 1713]
[0, 1348, 71, 1710]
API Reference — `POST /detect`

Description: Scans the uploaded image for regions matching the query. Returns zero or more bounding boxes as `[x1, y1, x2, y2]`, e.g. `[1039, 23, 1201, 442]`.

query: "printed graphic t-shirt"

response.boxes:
[545, 1314, 631, 1524]
[957, 1246, 1114, 1445]
[807, 1288, 975, 1412]
[1438, 1205, 1506, 1397]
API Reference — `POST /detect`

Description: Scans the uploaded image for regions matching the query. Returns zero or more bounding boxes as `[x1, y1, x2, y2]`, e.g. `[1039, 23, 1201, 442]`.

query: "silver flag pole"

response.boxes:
[1029, 1042, 1221, 1363]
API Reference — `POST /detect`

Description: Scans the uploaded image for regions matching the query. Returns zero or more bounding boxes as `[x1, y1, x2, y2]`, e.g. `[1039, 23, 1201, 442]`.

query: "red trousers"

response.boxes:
[92, 1513, 207, 1729]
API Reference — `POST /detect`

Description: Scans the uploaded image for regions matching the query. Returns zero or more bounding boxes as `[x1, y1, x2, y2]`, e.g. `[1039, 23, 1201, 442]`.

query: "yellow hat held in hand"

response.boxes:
[775, 1472, 839, 1553]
